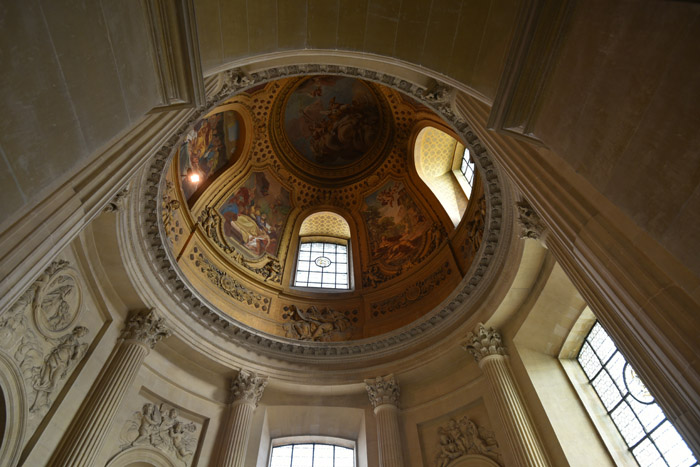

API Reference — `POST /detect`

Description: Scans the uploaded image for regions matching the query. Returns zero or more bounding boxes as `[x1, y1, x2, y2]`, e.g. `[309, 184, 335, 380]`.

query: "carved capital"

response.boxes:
[103, 186, 129, 213]
[365, 374, 400, 408]
[230, 370, 267, 406]
[463, 323, 507, 363]
[516, 200, 547, 241]
[120, 309, 171, 349]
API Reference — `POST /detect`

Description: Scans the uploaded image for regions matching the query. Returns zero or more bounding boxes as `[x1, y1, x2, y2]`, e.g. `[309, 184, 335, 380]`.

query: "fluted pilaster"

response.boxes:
[50, 309, 170, 466]
[365, 374, 404, 467]
[464, 323, 550, 467]
[218, 370, 267, 467]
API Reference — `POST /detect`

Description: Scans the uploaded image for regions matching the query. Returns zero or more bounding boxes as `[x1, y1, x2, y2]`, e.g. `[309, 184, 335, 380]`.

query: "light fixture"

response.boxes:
[185, 168, 201, 184]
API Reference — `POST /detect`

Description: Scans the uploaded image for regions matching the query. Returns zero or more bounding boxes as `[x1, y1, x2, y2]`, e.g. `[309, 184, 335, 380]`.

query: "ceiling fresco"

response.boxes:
[282, 76, 381, 167]
[162, 75, 485, 343]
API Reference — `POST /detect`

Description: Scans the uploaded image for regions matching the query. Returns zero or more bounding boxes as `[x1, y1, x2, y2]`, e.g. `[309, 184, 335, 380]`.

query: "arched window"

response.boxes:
[294, 212, 351, 290]
[270, 443, 354, 467]
[577, 321, 698, 467]
[414, 126, 474, 226]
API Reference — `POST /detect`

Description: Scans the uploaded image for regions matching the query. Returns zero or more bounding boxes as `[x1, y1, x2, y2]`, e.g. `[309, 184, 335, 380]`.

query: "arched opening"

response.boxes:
[293, 212, 352, 290]
[414, 126, 471, 226]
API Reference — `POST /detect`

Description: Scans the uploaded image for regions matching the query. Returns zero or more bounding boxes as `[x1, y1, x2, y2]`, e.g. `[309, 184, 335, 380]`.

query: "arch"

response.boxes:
[0, 350, 27, 466]
[413, 125, 469, 226]
[106, 446, 177, 467]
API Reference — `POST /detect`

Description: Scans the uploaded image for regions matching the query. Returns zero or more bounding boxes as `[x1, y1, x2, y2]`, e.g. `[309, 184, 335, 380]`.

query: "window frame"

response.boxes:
[268, 436, 357, 467]
[573, 320, 699, 467]
[291, 236, 353, 292]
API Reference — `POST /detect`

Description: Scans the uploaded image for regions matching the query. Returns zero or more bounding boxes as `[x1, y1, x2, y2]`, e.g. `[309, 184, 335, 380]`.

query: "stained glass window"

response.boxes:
[295, 242, 349, 290]
[270, 443, 354, 467]
[459, 147, 475, 198]
[578, 321, 698, 467]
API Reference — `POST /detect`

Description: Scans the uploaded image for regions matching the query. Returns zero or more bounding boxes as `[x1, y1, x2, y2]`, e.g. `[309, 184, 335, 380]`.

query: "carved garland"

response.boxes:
[139, 64, 505, 359]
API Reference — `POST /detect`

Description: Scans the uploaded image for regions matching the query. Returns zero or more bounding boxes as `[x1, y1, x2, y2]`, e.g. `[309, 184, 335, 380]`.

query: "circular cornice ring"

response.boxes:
[136, 64, 510, 363]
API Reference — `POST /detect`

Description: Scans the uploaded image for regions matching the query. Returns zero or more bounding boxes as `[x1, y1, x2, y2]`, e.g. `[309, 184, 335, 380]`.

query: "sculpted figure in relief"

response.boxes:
[435, 416, 501, 467]
[121, 402, 198, 465]
[29, 326, 89, 412]
[282, 305, 352, 342]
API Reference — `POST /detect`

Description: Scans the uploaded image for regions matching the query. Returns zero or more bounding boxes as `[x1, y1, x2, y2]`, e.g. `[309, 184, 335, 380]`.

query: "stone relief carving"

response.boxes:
[30, 260, 83, 337]
[230, 370, 267, 406]
[120, 402, 199, 465]
[370, 263, 451, 318]
[281, 305, 353, 342]
[365, 374, 400, 408]
[193, 250, 270, 313]
[198, 207, 283, 283]
[435, 417, 501, 467]
[121, 309, 171, 349]
[463, 324, 507, 363]
[0, 259, 90, 426]
[162, 180, 182, 244]
[462, 194, 487, 262]
[516, 200, 546, 241]
[103, 186, 129, 213]
[141, 63, 505, 359]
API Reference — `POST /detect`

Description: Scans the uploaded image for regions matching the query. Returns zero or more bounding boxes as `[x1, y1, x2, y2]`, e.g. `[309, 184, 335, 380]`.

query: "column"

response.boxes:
[463, 323, 550, 467]
[218, 370, 268, 467]
[365, 374, 405, 467]
[50, 309, 171, 466]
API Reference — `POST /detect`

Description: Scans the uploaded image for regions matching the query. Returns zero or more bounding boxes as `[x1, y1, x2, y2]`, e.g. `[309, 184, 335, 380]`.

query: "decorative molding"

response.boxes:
[119, 402, 199, 466]
[435, 416, 502, 466]
[162, 180, 182, 244]
[230, 370, 267, 406]
[103, 186, 129, 213]
[487, 0, 576, 144]
[136, 64, 507, 360]
[120, 309, 171, 349]
[365, 374, 400, 408]
[197, 207, 283, 284]
[142, 0, 205, 109]
[463, 324, 507, 363]
[461, 194, 487, 262]
[192, 250, 270, 313]
[281, 305, 353, 342]
[516, 200, 547, 241]
[371, 263, 451, 318]
[30, 260, 83, 338]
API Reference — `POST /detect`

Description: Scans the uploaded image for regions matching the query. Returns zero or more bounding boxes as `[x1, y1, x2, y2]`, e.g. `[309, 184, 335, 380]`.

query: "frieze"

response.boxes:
[138, 64, 506, 359]
[0, 260, 90, 430]
[281, 305, 354, 342]
[435, 416, 501, 466]
[162, 180, 182, 244]
[461, 194, 486, 262]
[370, 263, 451, 318]
[198, 207, 283, 284]
[119, 401, 199, 466]
[193, 250, 270, 313]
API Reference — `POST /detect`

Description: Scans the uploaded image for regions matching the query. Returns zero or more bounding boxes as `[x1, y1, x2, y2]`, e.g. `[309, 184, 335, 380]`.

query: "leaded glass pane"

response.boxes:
[578, 321, 698, 467]
[335, 446, 354, 467]
[591, 370, 622, 410]
[270, 445, 293, 467]
[291, 444, 313, 467]
[295, 241, 350, 290]
[578, 342, 602, 379]
[651, 421, 697, 467]
[610, 402, 645, 445]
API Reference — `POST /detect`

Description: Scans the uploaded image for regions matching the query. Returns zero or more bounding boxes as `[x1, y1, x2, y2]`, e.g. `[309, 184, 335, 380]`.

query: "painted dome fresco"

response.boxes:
[158, 75, 487, 344]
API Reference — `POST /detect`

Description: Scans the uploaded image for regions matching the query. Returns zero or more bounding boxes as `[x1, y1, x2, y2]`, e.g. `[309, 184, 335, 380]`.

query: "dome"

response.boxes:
[138, 71, 509, 364]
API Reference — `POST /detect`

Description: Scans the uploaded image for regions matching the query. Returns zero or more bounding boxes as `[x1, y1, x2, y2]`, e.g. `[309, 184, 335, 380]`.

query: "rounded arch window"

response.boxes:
[414, 126, 475, 227]
[293, 212, 352, 290]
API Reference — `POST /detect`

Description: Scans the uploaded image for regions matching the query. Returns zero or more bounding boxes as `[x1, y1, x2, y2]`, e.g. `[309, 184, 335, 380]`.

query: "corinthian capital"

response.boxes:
[365, 374, 400, 409]
[230, 371, 267, 406]
[463, 323, 507, 363]
[120, 309, 171, 349]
